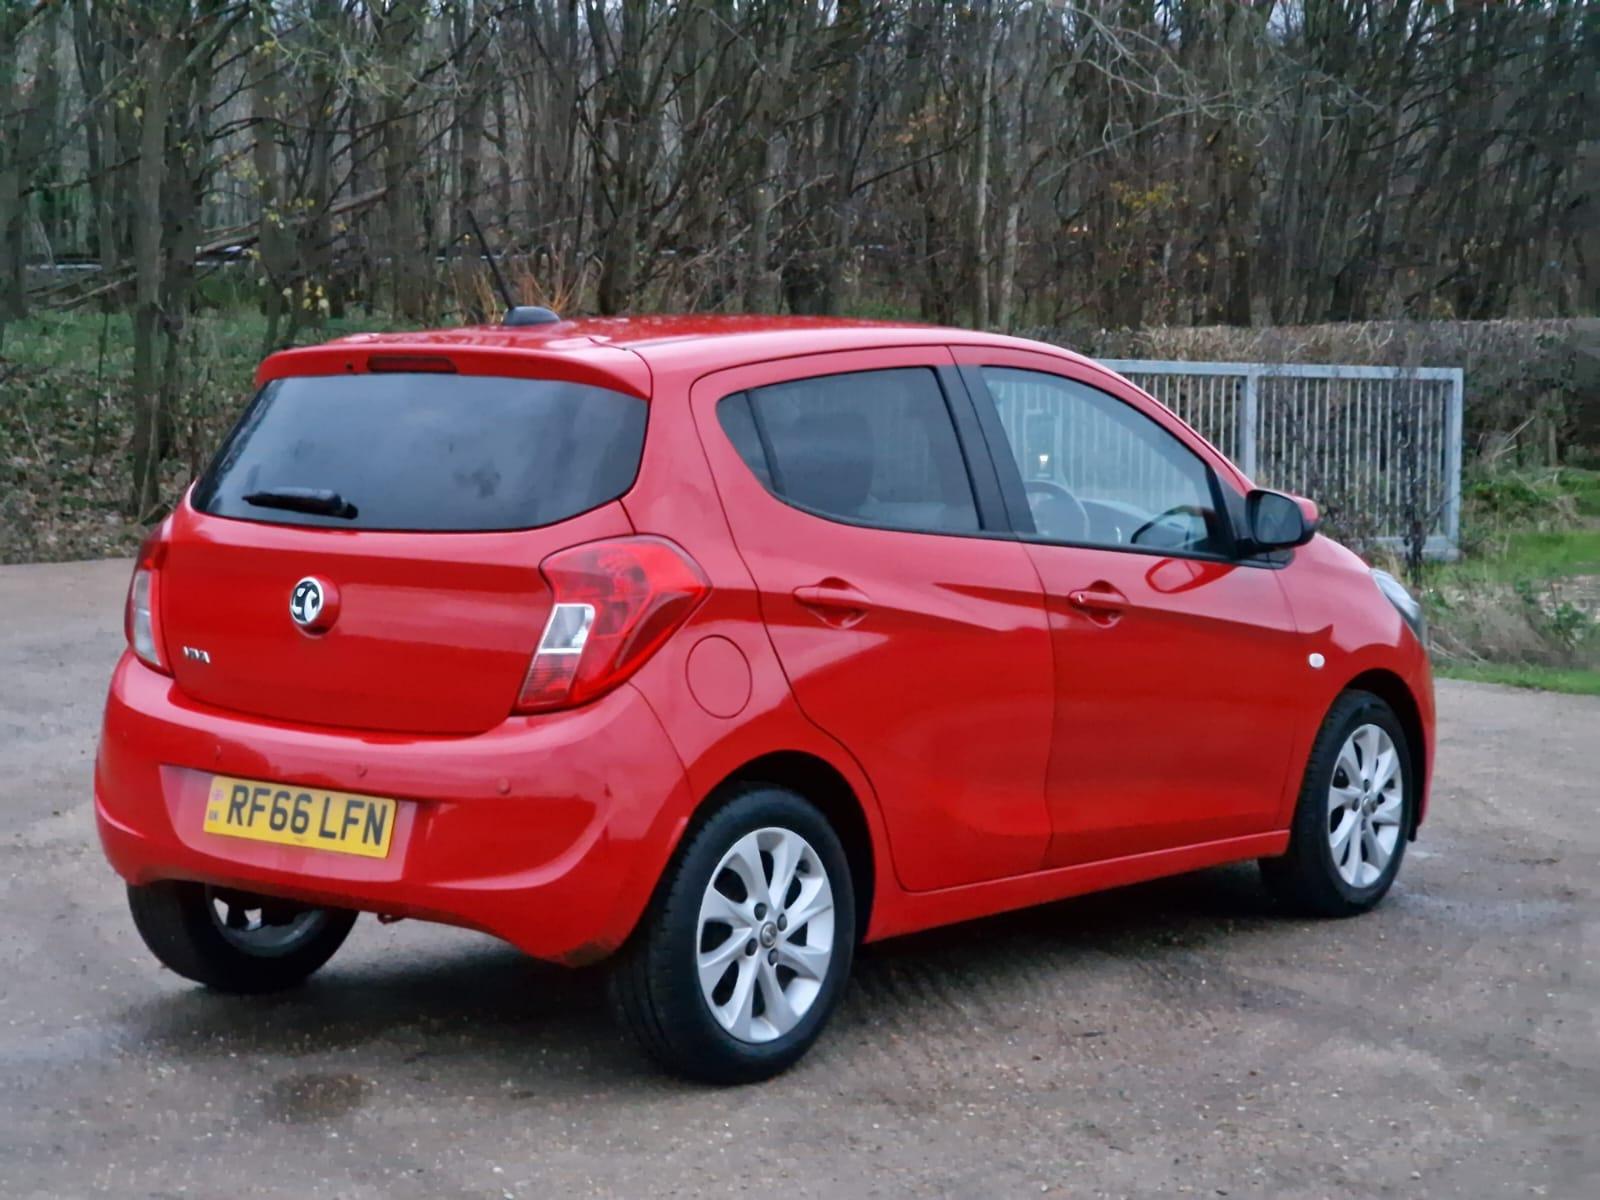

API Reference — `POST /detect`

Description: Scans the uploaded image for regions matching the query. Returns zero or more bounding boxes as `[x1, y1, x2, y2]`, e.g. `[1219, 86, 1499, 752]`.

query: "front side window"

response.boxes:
[719, 367, 980, 535]
[977, 367, 1227, 555]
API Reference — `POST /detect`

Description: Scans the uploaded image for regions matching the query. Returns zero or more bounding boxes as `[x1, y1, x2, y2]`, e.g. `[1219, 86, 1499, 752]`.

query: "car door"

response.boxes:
[690, 347, 1055, 892]
[952, 346, 1305, 868]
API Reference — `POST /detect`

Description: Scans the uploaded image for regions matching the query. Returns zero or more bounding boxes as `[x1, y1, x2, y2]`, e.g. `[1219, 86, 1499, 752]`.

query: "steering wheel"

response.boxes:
[1023, 479, 1089, 541]
[1131, 503, 1208, 549]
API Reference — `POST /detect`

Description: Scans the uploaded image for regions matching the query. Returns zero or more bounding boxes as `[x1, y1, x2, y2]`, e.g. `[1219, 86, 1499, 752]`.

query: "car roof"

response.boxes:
[262, 315, 1107, 393]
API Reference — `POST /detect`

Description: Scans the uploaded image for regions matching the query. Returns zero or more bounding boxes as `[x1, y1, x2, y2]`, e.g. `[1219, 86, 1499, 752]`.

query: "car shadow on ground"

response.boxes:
[117, 861, 1305, 1090]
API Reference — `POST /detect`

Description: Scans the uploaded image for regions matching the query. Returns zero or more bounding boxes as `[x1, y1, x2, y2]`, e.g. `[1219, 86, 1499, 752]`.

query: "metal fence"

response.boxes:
[1100, 360, 1465, 558]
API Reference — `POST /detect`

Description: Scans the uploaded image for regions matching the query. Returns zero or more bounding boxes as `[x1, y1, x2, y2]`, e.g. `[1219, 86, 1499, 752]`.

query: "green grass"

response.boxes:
[1435, 662, 1600, 696]
[1461, 465, 1600, 524]
[1561, 468, 1600, 518]
[1418, 467, 1600, 693]
[1434, 526, 1600, 585]
[1425, 467, 1600, 591]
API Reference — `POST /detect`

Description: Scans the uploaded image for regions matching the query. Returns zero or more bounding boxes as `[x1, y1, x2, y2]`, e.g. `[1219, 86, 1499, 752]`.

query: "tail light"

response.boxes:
[514, 537, 709, 713]
[125, 522, 171, 674]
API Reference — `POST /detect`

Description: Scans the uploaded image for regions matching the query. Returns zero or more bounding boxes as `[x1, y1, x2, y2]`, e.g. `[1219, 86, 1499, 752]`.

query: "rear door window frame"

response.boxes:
[715, 361, 1014, 540]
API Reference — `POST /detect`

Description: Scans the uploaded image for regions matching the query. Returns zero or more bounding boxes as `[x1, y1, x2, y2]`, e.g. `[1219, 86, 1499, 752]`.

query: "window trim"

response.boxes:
[715, 363, 1013, 541]
[956, 361, 1278, 567]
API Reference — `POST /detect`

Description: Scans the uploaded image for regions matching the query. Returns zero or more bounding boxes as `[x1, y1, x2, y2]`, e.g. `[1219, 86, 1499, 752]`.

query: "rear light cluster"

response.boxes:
[514, 537, 708, 713]
[125, 523, 171, 674]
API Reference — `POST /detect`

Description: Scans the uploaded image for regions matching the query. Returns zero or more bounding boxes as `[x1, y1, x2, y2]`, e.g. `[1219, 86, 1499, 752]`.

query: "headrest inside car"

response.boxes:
[778, 410, 874, 518]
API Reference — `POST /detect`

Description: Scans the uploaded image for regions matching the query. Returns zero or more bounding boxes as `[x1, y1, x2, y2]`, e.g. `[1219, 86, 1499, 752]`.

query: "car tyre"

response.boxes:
[610, 785, 856, 1084]
[1261, 690, 1415, 917]
[127, 881, 357, 994]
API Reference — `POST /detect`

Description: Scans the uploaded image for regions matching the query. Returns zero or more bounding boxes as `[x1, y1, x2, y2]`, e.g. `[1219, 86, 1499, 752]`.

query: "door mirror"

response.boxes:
[1244, 489, 1316, 551]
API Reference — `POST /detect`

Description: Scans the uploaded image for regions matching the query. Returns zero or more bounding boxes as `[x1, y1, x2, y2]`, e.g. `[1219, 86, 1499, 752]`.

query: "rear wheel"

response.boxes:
[1261, 690, 1414, 917]
[127, 881, 357, 993]
[610, 786, 856, 1084]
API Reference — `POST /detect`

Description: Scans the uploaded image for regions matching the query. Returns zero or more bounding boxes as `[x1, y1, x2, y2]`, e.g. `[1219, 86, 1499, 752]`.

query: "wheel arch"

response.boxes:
[699, 751, 877, 940]
[1342, 668, 1428, 838]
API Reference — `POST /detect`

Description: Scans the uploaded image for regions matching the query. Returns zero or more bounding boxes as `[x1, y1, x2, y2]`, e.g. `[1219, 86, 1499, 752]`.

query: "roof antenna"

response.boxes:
[465, 208, 517, 316]
[465, 209, 561, 327]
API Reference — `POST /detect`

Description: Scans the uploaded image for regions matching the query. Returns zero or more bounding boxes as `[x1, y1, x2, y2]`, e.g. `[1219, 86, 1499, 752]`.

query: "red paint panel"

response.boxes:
[948, 345, 1311, 862]
[96, 653, 693, 963]
[159, 496, 633, 735]
[1025, 540, 1305, 864]
[688, 348, 1054, 892]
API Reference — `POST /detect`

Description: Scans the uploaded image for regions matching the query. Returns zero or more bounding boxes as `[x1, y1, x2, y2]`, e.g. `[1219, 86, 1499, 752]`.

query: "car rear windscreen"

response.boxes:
[191, 373, 648, 531]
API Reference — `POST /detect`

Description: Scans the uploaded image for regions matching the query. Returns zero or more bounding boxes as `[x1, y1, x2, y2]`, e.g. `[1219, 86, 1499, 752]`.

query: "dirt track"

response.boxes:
[2, 558, 1596, 1198]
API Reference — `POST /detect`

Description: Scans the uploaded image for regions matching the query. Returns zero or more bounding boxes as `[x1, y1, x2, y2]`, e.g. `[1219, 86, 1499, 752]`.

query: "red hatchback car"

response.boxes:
[96, 312, 1433, 1082]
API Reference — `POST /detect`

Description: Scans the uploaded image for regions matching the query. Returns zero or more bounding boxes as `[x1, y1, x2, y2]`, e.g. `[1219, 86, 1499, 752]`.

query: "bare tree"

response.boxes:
[0, 0, 1591, 505]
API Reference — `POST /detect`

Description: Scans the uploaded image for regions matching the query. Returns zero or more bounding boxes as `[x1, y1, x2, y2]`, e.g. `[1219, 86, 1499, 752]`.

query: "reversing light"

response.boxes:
[514, 537, 708, 713]
[519, 603, 597, 700]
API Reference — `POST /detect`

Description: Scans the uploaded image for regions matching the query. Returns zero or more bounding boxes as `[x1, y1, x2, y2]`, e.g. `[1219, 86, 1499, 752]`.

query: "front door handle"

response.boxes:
[793, 580, 871, 628]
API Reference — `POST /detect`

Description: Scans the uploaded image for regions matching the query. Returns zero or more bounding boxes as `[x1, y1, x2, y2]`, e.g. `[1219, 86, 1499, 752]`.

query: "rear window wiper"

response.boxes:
[243, 487, 359, 520]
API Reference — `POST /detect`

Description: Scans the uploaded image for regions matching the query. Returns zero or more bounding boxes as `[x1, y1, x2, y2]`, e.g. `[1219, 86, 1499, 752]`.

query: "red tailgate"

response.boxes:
[159, 501, 633, 735]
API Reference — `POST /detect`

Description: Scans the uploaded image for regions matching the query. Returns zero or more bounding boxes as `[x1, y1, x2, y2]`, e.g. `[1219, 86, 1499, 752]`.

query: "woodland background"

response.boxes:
[0, 0, 1597, 683]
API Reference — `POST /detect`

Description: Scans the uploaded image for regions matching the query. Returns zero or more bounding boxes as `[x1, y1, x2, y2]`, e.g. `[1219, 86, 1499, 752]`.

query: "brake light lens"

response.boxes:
[365, 354, 457, 373]
[514, 537, 709, 713]
[125, 523, 171, 674]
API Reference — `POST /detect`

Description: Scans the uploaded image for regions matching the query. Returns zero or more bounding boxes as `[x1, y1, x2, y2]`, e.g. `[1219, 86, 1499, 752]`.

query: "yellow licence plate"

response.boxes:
[203, 775, 398, 859]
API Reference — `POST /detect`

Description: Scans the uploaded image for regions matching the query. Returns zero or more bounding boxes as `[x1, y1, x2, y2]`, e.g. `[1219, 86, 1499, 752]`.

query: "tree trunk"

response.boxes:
[996, 198, 1020, 330]
[128, 32, 176, 518]
[591, 0, 659, 314]
[455, 0, 488, 260]
[253, 31, 291, 355]
[0, 4, 26, 319]
[493, 83, 512, 230]
[297, 0, 339, 330]
[970, 9, 994, 329]
[377, 1, 429, 320]
[743, 9, 792, 313]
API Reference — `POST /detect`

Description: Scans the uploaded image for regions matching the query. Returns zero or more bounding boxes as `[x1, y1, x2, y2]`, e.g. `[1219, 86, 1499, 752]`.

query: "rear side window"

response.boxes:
[192, 373, 646, 532]
[719, 368, 979, 535]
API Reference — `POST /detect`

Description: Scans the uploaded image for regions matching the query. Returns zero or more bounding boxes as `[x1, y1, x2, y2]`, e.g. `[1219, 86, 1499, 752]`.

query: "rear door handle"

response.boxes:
[793, 581, 871, 627]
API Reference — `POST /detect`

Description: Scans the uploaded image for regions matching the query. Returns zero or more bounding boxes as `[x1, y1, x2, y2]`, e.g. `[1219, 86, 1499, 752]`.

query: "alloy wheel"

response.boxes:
[1327, 723, 1404, 888]
[695, 826, 836, 1043]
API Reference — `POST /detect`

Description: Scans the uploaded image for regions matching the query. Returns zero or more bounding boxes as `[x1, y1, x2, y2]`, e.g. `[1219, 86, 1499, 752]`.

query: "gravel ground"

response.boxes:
[1, 559, 1596, 1198]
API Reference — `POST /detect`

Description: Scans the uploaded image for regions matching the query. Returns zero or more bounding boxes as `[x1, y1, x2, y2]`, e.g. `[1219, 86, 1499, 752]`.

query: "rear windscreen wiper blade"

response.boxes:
[243, 487, 359, 520]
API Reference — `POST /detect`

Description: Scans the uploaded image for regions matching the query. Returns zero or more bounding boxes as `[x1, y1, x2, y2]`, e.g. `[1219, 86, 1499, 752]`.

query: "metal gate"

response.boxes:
[1099, 360, 1465, 558]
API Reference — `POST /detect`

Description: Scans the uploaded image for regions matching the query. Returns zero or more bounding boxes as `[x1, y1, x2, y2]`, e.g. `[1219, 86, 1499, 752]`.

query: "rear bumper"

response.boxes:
[95, 652, 692, 964]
